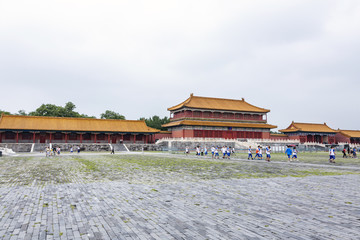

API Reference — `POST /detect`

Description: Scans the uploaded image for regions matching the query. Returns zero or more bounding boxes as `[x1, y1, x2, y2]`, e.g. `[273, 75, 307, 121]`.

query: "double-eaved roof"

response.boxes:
[279, 122, 336, 133]
[163, 120, 276, 129]
[0, 115, 159, 133]
[168, 94, 270, 113]
[337, 130, 360, 138]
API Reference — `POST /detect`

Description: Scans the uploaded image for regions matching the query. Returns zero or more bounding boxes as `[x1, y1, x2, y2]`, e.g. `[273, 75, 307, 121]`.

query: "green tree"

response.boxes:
[0, 110, 11, 116]
[17, 110, 27, 116]
[140, 115, 170, 130]
[29, 102, 95, 118]
[100, 110, 125, 120]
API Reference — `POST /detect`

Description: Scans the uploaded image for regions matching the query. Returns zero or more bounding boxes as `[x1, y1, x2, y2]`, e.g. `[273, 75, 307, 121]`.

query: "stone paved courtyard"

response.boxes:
[0, 153, 359, 240]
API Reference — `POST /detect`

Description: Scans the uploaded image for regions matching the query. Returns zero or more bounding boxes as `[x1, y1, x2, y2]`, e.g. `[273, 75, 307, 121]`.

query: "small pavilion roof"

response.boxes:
[168, 94, 270, 113]
[337, 130, 360, 138]
[0, 115, 159, 133]
[162, 120, 277, 129]
[279, 122, 336, 133]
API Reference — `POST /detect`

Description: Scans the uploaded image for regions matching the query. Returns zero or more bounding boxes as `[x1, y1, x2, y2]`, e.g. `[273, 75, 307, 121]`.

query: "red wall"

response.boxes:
[335, 133, 350, 143]
[154, 132, 172, 140]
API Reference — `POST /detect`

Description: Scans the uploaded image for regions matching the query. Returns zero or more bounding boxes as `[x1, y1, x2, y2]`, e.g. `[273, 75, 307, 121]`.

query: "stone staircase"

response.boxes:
[112, 143, 129, 152]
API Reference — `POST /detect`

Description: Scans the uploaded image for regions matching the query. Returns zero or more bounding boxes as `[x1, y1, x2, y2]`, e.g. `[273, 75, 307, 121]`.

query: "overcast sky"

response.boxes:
[1, 0, 359, 131]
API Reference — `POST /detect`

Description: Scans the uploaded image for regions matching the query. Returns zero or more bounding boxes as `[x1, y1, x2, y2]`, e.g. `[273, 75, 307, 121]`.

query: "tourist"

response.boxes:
[214, 147, 219, 159]
[77, 146, 80, 154]
[266, 146, 271, 162]
[111, 147, 115, 154]
[226, 147, 231, 159]
[70, 147, 73, 154]
[200, 147, 204, 156]
[204, 146, 208, 156]
[211, 146, 215, 158]
[45, 147, 50, 157]
[231, 147, 236, 156]
[329, 146, 336, 163]
[255, 146, 260, 160]
[57, 147, 61, 155]
[285, 146, 293, 162]
[353, 147, 357, 158]
[292, 147, 298, 161]
[185, 147, 189, 155]
[222, 146, 227, 159]
[259, 146, 263, 160]
[248, 146, 253, 160]
[342, 148, 347, 158]
[196, 146, 200, 156]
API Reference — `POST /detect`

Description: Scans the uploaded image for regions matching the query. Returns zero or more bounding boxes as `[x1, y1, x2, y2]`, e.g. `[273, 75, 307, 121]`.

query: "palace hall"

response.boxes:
[0, 115, 159, 144]
[279, 122, 336, 144]
[162, 94, 277, 139]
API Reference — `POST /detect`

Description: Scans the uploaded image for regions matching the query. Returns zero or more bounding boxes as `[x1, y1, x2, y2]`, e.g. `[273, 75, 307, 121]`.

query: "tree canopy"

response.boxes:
[140, 115, 170, 131]
[1, 103, 127, 120]
[28, 102, 95, 118]
[100, 110, 125, 120]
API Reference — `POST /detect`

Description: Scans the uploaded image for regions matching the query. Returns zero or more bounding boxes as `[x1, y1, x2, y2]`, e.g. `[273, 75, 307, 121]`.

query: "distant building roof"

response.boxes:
[168, 94, 270, 113]
[279, 122, 336, 134]
[0, 115, 159, 133]
[163, 120, 276, 129]
[337, 130, 360, 138]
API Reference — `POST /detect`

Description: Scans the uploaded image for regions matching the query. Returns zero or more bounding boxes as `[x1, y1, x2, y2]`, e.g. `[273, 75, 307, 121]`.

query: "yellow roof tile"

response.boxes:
[279, 122, 336, 133]
[168, 94, 270, 113]
[162, 120, 276, 129]
[0, 115, 159, 133]
[338, 130, 360, 138]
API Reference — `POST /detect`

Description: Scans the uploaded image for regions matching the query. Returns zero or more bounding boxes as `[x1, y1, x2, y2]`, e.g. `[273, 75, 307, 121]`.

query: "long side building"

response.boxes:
[336, 130, 360, 144]
[279, 122, 336, 144]
[0, 115, 159, 144]
[162, 94, 277, 139]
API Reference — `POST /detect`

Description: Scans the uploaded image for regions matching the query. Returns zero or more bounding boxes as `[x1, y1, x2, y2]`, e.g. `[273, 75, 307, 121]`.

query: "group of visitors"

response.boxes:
[248, 146, 272, 162]
[45, 146, 81, 157]
[186, 146, 236, 159]
[69, 146, 81, 154]
[45, 146, 61, 157]
[342, 147, 358, 158]
[285, 146, 298, 162]
[184, 144, 358, 164]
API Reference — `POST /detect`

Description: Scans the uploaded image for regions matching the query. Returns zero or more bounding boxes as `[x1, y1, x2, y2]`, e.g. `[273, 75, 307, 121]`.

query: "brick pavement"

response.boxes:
[0, 174, 359, 239]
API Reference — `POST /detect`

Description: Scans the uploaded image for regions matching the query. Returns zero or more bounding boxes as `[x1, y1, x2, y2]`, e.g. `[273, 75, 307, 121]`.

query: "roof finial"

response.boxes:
[241, 98, 244, 101]
[190, 93, 193, 97]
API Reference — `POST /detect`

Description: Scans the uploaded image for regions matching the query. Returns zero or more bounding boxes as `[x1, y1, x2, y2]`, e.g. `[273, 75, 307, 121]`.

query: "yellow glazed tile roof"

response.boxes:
[338, 130, 360, 138]
[162, 120, 277, 129]
[0, 115, 159, 133]
[168, 94, 270, 113]
[279, 122, 336, 133]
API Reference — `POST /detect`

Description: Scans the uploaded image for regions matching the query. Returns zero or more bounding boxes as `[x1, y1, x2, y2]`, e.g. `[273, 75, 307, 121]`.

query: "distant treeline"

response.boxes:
[0, 102, 169, 130]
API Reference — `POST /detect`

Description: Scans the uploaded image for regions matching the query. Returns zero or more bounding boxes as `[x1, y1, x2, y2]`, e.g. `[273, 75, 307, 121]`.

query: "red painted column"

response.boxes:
[0, 132, 2, 143]
[80, 134, 83, 143]
[108, 134, 110, 143]
[33, 132, 36, 143]
[49, 133, 52, 143]
[121, 134, 124, 142]
[133, 135, 136, 144]
[16, 132, 19, 143]
[94, 134, 97, 143]
[65, 133, 68, 143]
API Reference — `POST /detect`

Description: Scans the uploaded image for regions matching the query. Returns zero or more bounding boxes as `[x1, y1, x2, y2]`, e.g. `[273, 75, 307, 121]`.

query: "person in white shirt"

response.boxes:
[248, 146, 253, 160]
[266, 146, 271, 162]
[291, 147, 298, 161]
[329, 146, 336, 163]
